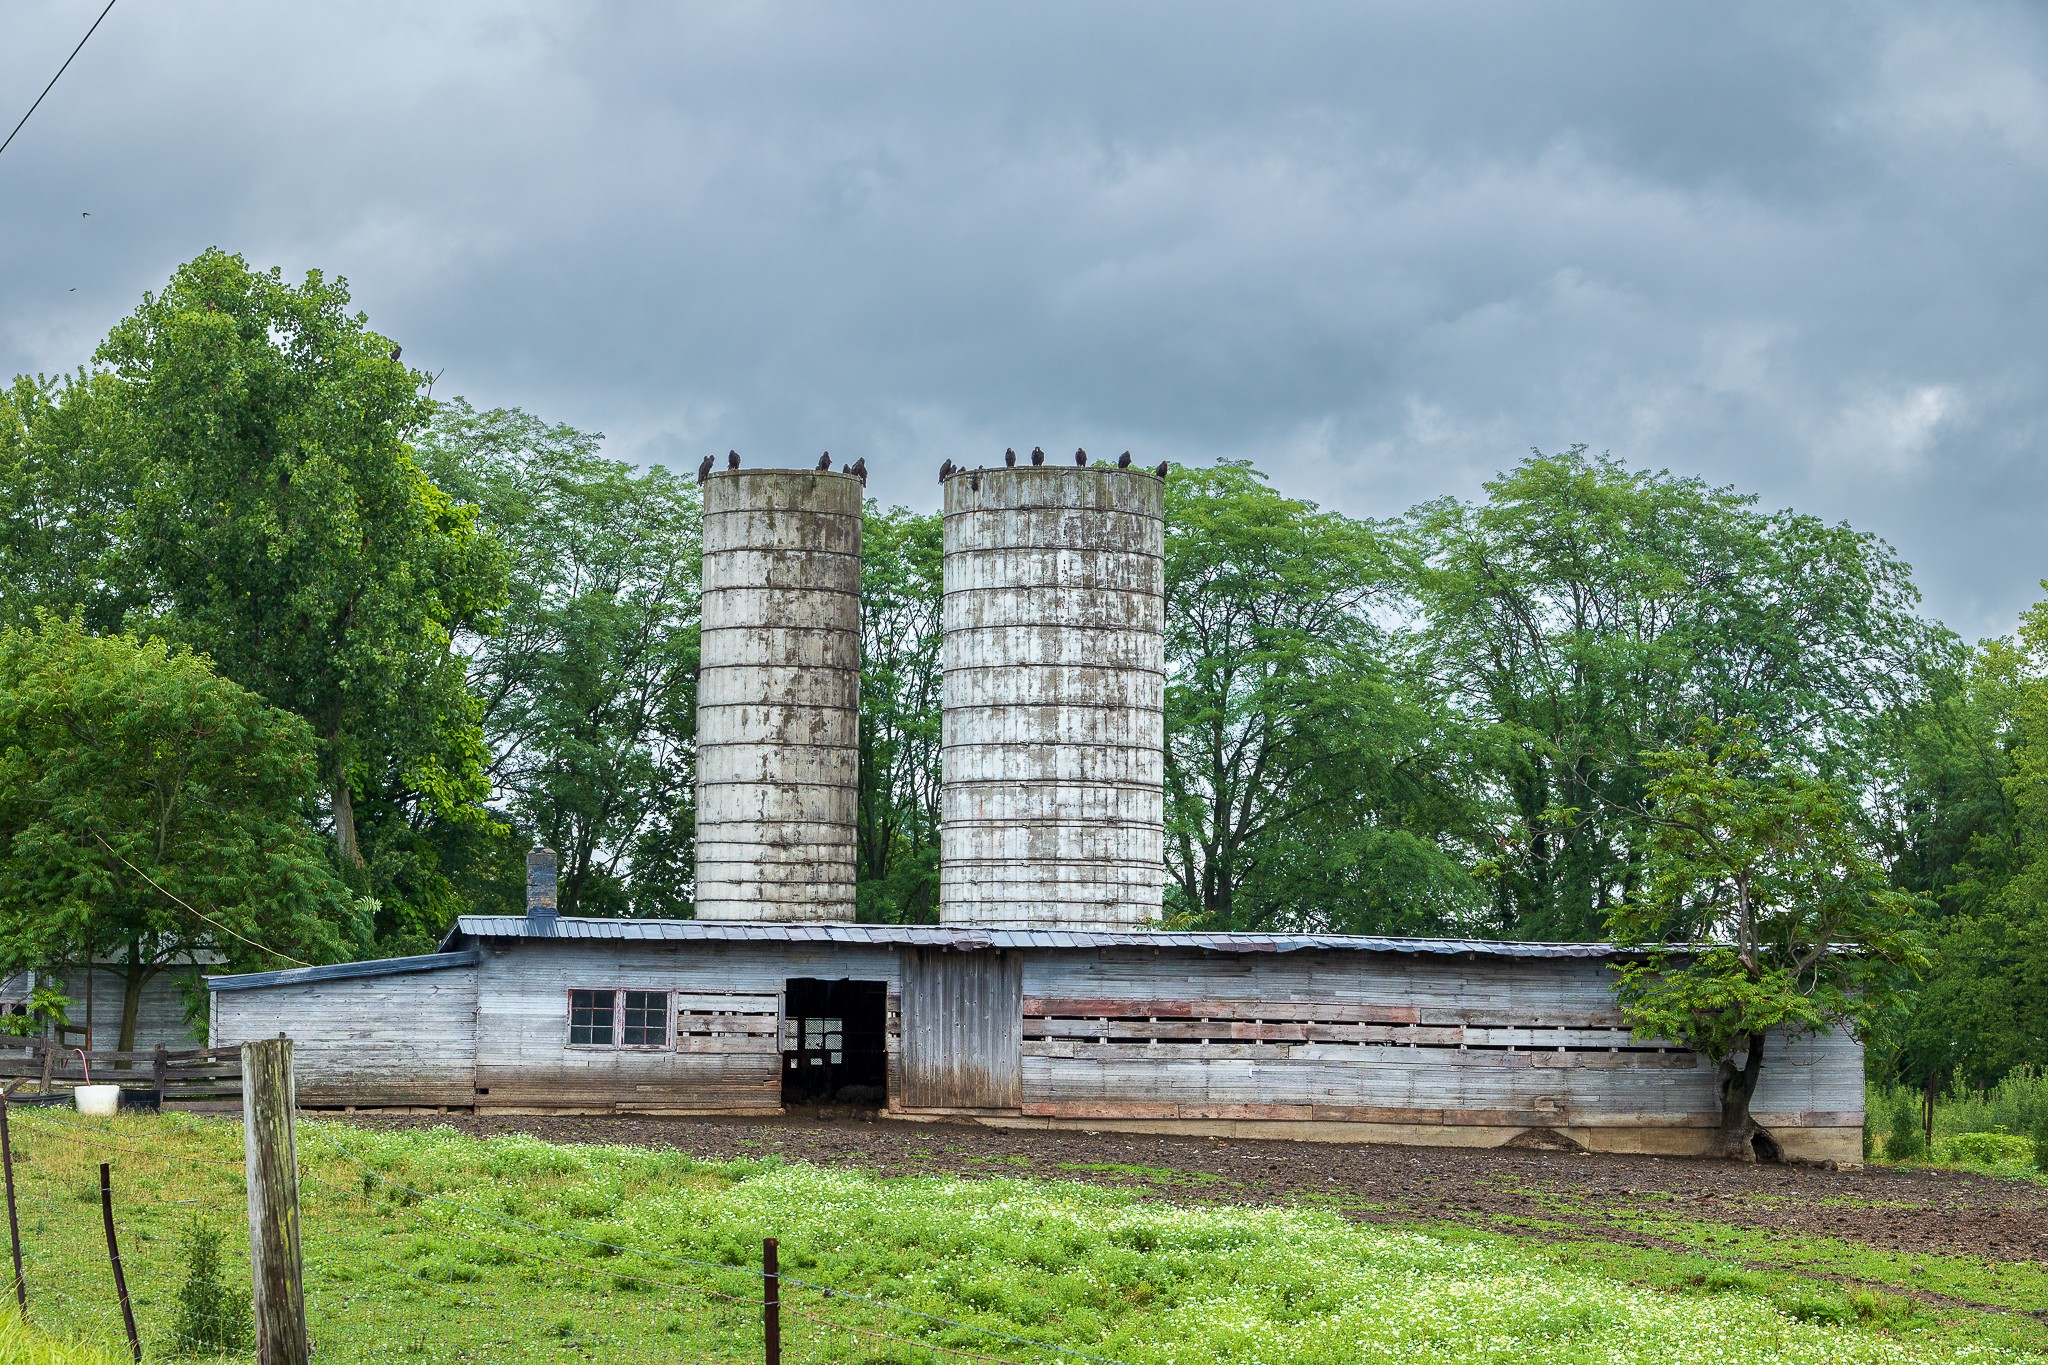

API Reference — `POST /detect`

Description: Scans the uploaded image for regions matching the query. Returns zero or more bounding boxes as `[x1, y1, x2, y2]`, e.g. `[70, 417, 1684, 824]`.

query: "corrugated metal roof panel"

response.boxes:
[206, 949, 480, 993]
[439, 916, 1622, 959]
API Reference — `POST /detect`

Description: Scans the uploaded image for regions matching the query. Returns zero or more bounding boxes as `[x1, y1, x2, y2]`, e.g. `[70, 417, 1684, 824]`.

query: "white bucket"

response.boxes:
[73, 1084, 121, 1117]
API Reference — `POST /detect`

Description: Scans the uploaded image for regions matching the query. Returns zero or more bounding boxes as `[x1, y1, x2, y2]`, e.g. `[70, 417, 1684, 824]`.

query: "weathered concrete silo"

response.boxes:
[694, 469, 862, 921]
[939, 464, 1166, 929]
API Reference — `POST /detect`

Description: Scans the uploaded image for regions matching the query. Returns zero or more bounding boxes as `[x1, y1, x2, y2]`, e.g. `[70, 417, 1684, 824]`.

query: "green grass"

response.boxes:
[0, 1311, 126, 1365]
[0, 1110, 2040, 1363]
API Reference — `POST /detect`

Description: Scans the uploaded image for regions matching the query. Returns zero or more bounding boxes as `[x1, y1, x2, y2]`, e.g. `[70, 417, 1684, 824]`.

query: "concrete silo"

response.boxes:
[694, 469, 862, 921]
[939, 464, 1166, 929]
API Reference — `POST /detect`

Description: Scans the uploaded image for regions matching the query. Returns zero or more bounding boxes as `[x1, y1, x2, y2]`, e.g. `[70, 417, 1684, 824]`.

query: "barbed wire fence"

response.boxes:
[0, 1040, 1135, 1365]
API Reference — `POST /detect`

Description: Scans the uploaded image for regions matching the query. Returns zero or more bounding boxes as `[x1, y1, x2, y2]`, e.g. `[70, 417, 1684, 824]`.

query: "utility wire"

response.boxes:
[0, 0, 120, 162]
[88, 830, 314, 967]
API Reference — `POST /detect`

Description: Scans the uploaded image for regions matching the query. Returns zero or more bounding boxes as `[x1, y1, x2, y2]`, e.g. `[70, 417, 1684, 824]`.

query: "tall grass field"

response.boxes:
[0, 1109, 2036, 1363]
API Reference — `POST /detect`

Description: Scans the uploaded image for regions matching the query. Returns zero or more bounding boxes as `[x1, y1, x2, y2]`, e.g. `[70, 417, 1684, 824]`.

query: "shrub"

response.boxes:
[170, 1218, 251, 1356]
[1939, 1131, 2032, 1166]
[1886, 1089, 1925, 1160]
[2034, 1108, 2048, 1173]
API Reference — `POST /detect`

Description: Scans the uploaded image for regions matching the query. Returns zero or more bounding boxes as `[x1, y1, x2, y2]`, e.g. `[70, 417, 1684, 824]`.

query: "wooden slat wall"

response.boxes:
[210, 969, 479, 1107]
[1015, 950, 1862, 1132]
[473, 940, 902, 1111]
[897, 949, 1022, 1111]
[46, 966, 206, 1051]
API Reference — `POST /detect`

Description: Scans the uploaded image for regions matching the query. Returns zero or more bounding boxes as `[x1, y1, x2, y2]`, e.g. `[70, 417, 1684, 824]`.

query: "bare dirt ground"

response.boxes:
[341, 1110, 2048, 1268]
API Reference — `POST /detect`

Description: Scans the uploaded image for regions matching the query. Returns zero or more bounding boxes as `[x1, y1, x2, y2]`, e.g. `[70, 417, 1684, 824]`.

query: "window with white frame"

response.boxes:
[568, 989, 670, 1048]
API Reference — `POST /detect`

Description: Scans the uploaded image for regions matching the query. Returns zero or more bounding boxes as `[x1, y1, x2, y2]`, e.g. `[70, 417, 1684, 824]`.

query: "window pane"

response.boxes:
[569, 989, 614, 1045]
[623, 990, 668, 1046]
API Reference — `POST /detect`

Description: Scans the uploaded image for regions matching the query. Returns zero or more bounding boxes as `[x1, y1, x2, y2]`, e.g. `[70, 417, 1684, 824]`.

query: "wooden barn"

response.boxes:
[207, 464, 1866, 1163]
[206, 910, 1863, 1163]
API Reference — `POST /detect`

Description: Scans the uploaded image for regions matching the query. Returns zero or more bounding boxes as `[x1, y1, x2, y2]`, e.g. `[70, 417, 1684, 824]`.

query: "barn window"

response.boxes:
[568, 988, 674, 1047]
[622, 990, 669, 1047]
[568, 989, 615, 1045]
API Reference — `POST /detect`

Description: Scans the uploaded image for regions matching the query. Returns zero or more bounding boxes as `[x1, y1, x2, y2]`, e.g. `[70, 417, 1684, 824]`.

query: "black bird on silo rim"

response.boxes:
[696, 454, 713, 482]
[939, 459, 955, 482]
[1005, 448, 1018, 467]
[1030, 446, 1045, 466]
[727, 450, 741, 471]
[817, 452, 833, 471]
[1154, 461, 1169, 479]
[1074, 448, 1087, 466]
[1118, 451, 1132, 469]
[851, 457, 868, 484]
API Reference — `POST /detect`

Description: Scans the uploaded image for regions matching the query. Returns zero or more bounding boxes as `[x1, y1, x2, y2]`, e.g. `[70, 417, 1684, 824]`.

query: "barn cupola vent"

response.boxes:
[525, 847, 559, 936]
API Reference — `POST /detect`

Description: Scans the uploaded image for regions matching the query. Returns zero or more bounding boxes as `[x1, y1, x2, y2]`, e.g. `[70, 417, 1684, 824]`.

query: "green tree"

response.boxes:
[1401, 448, 1933, 939]
[0, 370, 136, 634]
[0, 618, 365, 1049]
[1878, 594, 2048, 1093]
[856, 505, 944, 923]
[98, 250, 506, 881]
[1165, 462, 1479, 931]
[1609, 721, 1926, 1160]
[417, 400, 700, 928]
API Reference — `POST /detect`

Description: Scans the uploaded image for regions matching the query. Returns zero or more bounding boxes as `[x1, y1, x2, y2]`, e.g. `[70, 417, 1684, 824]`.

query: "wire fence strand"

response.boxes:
[0, 1106, 1136, 1365]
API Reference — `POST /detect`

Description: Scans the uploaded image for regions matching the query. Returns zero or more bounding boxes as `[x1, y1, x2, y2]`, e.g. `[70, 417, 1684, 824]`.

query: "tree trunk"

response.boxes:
[331, 772, 364, 867]
[116, 945, 146, 1069]
[1710, 1030, 1780, 1162]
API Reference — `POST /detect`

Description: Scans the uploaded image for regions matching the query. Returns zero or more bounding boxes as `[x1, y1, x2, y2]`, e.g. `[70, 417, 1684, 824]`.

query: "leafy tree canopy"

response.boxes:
[1609, 720, 1927, 1159]
[97, 249, 507, 877]
[1401, 447, 1937, 939]
[0, 617, 367, 1047]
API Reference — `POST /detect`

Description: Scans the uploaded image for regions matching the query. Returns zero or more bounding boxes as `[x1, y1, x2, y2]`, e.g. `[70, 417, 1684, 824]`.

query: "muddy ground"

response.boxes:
[340, 1111, 2047, 1269]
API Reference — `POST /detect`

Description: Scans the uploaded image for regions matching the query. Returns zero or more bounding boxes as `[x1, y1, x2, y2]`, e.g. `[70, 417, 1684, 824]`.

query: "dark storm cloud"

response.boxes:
[3, 2, 2043, 636]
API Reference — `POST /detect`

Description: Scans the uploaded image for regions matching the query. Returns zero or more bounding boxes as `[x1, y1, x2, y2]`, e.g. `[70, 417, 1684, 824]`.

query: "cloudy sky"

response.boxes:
[4, 2, 2044, 638]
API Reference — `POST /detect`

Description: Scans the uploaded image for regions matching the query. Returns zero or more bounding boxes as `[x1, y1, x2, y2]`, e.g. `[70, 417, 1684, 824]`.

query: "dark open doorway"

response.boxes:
[782, 978, 887, 1106]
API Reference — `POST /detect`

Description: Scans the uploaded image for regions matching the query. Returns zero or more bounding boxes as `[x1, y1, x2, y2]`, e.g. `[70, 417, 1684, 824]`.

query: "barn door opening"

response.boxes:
[781, 978, 887, 1106]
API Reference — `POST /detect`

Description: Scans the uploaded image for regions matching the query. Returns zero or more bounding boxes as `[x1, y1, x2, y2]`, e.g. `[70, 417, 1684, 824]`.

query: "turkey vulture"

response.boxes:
[1153, 461, 1168, 479]
[851, 457, 868, 484]
[697, 454, 713, 482]
[1117, 451, 1132, 469]
[817, 452, 833, 471]
[939, 459, 955, 482]
[1005, 448, 1017, 467]
[727, 450, 741, 471]
[1030, 446, 1045, 466]
[1075, 448, 1087, 466]
[389, 345, 402, 362]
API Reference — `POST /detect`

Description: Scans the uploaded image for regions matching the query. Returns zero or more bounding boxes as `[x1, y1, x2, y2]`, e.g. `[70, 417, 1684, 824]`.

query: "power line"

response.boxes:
[0, 0, 120, 163]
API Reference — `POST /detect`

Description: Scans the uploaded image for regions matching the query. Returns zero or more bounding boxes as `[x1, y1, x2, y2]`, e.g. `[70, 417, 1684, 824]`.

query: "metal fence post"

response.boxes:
[762, 1236, 781, 1365]
[242, 1038, 308, 1365]
[98, 1163, 140, 1360]
[1, 1094, 22, 1313]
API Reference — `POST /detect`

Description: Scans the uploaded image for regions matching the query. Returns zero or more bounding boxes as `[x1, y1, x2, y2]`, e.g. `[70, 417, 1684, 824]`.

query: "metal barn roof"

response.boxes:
[438, 916, 1622, 959]
[207, 948, 479, 993]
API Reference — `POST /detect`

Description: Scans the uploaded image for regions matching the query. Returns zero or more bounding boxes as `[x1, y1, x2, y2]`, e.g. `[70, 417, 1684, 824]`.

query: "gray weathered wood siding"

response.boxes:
[1013, 949, 1862, 1137]
[898, 948, 1022, 1110]
[472, 940, 901, 1111]
[210, 969, 478, 1107]
[44, 966, 206, 1050]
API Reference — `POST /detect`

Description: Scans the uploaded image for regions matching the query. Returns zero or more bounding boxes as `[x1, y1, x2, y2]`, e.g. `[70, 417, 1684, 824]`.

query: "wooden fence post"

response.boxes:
[242, 1038, 308, 1365]
[150, 1045, 167, 1111]
[762, 1237, 781, 1365]
[0, 1094, 22, 1314]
